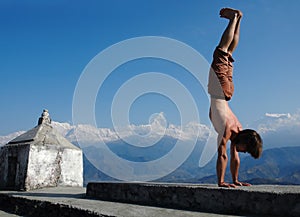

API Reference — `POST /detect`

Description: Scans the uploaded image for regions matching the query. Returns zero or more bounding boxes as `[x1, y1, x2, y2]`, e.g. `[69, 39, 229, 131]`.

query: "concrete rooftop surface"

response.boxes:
[0, 183, 300, 216]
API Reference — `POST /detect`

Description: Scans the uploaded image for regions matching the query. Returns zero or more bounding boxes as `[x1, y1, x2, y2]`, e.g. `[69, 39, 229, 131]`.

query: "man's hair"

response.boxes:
[234, 129, 263, 159]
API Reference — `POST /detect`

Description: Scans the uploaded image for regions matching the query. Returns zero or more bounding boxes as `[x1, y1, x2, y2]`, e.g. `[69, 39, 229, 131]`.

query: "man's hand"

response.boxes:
[233, 181, 251, 186]
[218, 182, 237, 188]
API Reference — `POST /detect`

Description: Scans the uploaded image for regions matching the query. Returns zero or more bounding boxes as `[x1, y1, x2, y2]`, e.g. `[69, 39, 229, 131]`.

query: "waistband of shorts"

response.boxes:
[210, 94, 226, 100]
[215, 47, 235, 62]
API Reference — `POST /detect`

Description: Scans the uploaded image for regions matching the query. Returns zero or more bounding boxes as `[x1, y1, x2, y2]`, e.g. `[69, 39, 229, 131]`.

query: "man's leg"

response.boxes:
[228, 12, 242, 54]
[218, 8, 241, 54]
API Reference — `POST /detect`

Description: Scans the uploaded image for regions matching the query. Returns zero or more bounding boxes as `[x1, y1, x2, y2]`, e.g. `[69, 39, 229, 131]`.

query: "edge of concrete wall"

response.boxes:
[0, 194, 102, 217]
[86, 182, 300, 217]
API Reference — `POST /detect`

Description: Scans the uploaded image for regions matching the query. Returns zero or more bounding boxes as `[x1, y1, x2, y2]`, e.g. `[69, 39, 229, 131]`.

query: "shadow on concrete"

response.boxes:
[6, 192, 86, 199]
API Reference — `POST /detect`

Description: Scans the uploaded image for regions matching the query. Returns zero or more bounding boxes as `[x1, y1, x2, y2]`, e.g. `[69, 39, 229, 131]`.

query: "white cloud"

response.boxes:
[265, 113, 291, 118]
[258, 111, 300, 134]
[257, 110, 300, 149]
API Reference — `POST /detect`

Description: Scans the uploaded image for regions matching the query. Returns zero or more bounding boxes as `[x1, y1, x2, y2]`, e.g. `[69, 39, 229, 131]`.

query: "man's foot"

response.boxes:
[233, 181, 251, 187]
[219, 8, 242, 19]
[218, 182, 236, 188]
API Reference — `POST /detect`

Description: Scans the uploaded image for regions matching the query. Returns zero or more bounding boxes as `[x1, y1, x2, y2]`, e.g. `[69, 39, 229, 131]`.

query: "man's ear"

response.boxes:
[236, 143, 247, 152]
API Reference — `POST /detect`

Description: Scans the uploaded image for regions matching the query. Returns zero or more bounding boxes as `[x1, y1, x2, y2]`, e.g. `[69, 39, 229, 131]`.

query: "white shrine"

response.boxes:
[0, 110, 83, 191]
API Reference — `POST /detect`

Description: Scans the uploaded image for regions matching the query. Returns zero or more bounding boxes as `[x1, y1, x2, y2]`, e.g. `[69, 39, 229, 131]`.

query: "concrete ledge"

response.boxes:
[0, 188, 100, 217]
[0, 187, 237, 217]
[87, 182, 300, 217]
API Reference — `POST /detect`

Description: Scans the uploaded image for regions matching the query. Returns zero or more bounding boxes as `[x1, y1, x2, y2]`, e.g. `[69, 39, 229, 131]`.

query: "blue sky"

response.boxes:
[1, 0, 300, 135]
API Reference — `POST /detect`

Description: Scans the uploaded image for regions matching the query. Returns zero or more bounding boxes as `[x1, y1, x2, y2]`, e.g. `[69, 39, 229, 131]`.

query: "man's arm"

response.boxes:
[217, 128, 236, 188]
[230, 143, 240, 183]
[230, 142, 251, 186]
[228, 106, 251, 186]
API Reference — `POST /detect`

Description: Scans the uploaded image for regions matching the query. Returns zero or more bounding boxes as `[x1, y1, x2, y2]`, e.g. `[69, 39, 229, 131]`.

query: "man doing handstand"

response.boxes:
[208, 8, 263, 188]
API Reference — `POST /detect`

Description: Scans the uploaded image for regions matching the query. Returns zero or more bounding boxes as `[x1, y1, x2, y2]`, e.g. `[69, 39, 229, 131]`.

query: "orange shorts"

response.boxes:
[208, 47, 235, 101]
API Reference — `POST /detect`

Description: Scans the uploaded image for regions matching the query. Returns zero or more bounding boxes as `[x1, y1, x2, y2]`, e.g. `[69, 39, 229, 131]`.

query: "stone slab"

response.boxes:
[0, 187, 243, 217]
[0, 210, 20, 217]
[87, 182, 300, 217]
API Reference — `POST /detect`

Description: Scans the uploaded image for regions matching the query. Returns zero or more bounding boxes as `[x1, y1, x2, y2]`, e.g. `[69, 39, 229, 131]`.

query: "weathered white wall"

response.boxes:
[60, 149, 83, 187]
[25, 145, 83, 190]
[26, 145, 60, 190]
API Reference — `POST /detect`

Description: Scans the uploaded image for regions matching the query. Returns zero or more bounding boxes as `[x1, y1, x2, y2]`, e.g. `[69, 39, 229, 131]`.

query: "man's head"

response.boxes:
[234, 129, 263, 159]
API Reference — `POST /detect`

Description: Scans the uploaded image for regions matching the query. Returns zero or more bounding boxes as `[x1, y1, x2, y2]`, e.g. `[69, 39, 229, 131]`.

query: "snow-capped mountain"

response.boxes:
[51, 113, 210, 147]
[0, 131, 25, 146]
[1, 111, 300, 184]
[2, 110, 300, 149]
[1, 112, 210, 147]
[0, 113, 211, 181]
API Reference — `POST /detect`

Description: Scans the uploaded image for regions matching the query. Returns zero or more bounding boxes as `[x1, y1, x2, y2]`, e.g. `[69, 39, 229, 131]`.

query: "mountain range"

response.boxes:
[81, 140, 300, 185]
[1, 111, 300, 185]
